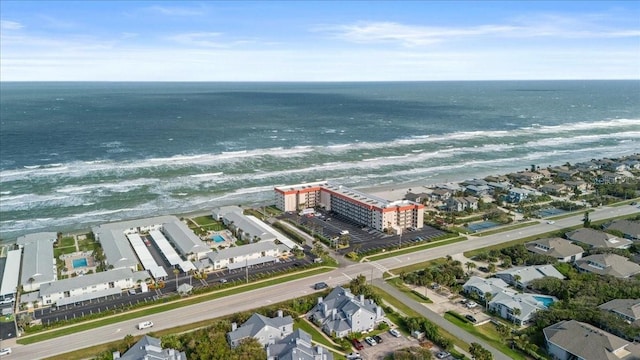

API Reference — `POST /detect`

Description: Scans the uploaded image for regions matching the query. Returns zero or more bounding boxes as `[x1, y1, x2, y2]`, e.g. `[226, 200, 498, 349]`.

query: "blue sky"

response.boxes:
[1, 1, 639, 81]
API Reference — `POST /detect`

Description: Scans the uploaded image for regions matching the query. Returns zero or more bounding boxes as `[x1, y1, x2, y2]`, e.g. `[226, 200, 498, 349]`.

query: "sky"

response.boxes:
[1, 1, 639, 81]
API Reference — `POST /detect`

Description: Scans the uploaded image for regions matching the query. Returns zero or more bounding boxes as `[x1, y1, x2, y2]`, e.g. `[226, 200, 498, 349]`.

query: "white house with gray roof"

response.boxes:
[0, 250, 22, 302]
[463, 276, 509, 299]
[21, 238, 56, 292]
[525, 238, 583, 263]
[599, 299, 640, 326]
[489, 291, 556, 326]
[495, 264, 565, 288]
[114, 335, 186, 360]
[309, 286, 385, 338]
[39, 268, 148, 306]
[266, 329, 333, 360]
[565, 228, 633, 249]
[227, 311, 293, 348]
[575, 254, 640, 278]
[544, 320, 640, 360]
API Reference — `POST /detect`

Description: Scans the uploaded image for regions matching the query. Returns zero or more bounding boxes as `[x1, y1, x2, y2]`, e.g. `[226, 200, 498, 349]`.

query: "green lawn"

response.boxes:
[192, 216, 218, 226]
[78, 243, 97, 252]
[386, 278, 432, 303]
[59, 236, 75, 247]
[294, 318, 344, 355]
[444, 312, 526, 360]
[18, 267, 335, 345]
[365, 236, 467, 262]
[387, 258, 448, 276]
[54, 246, 77, 259]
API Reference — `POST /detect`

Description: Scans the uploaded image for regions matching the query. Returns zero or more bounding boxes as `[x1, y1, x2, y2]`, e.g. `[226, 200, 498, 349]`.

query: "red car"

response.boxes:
[352, 338, 364, 350]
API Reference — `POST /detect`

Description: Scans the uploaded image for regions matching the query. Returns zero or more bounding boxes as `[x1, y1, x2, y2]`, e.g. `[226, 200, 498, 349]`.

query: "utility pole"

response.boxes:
[245, 259, 248, 284]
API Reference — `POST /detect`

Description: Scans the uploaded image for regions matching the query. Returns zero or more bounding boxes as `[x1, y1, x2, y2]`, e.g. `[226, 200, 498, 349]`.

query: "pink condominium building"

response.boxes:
[274, 181, 424, 233]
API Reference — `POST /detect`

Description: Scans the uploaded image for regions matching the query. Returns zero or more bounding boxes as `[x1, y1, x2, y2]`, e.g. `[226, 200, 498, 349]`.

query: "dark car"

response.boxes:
[373, 335, 383, 343]
[478, 266, 489, 273]
[313, 282, 328, 290]
[465, 314, 477, 323]
[352, 338, 364, 350]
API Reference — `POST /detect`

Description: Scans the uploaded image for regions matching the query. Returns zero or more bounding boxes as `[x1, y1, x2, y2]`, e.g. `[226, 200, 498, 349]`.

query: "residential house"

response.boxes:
[489, 291, 557, 326]
[575, 161, 600, 172]
[227, 311, 294, 348]
[565, 228, 633, 249]
[564, 180, 589, 192]
[508, 188, 532, 203]
[495, 265, 565, 288]
[540, 184, 568, 196]
[598, 299, 640, 327]
[462, 277, 509, 299]
[114, 335, 186, 360]
[446, 196, 479, 212]
[543, 320, 640, 360]
[525, 238, 584, 263]
[404, 192, 427, 204]
[603, 220, 640, 241]
[484, 175, 510, 183]
[515, 171, 544, 185]
[575, 254, 640, 278]
[430, 188, 453, 202]
[551, 167, 579, 180]
[309, 286, 385, 338]
[266, 329, 333, 360]
[595, 172, 626, 185]
[465, 185, 491, 197]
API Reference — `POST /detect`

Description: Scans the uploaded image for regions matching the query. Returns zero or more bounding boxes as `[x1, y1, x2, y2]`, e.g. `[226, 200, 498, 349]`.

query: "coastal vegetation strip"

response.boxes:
[18, 267, 334, 345]
[364, 236, 467, 262]
[471, 221, 538, 237]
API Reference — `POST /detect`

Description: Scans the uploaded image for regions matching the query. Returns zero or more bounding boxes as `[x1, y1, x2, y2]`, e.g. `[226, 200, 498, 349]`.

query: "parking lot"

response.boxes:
[358, 331, 417, 360]
[279, 211, 446, 255]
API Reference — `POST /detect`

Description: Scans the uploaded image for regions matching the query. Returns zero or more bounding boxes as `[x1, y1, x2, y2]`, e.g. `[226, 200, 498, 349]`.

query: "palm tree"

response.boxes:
[513, 274, 522, 291]
[173, 268, 180, 288]
[465, 261, 476, 275]
[484, 292, 493, 311]
[487, 263, 496, 275]
[512, 307, 521, 326]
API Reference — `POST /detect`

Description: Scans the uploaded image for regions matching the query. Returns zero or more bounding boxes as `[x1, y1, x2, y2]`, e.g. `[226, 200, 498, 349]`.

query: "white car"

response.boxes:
[364, 336, 377, 346]
[466, 301, 478, 308]
[137, 321, 154, 330]
[546, 220, 556, 224]
[346, 353, 361, 360]
[389, 328, 401, 337]
[0, 348, 11, 356]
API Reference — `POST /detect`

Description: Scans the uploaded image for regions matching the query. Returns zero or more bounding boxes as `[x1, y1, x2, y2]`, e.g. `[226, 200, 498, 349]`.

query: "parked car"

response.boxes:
[436, 351, 451, 359]
[389, 328, 401, 337]
[313, 282, 328, 290]
[364, 336, 377, 346]
[351, 339, 364, 350]
[346, 353, 361, 360]
[465, 314, 478, 323]
[373, 334, 383, 343]
[128, 289, 136, 295]
[219, 278, 228, 283]
[546, 220, 556, 224]
[0, 348, 11, 356]
[466, 301, 478, 308]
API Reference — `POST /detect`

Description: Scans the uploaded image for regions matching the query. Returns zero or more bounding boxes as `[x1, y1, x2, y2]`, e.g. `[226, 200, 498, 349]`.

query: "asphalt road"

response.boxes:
[6, 205, 639, 360]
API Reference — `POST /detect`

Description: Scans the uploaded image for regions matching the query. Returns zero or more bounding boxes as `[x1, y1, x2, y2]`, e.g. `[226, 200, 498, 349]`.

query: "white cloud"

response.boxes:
[0, 20, 24, 30]
[147, 5, 206, 16]
[166, 32, 228, 48]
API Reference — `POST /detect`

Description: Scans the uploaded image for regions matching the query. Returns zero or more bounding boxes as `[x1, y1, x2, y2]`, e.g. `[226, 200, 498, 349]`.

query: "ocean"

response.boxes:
[1, 81, 639, 241]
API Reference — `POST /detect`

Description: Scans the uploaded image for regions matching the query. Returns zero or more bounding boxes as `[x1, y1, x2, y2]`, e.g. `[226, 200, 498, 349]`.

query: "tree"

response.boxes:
[583, 211, 591, 227]
[484, 292, 493, 311]
[173, 268, 180, 288]
[469, 342, 493, 360]
[512, 307, 521, 326]
[487, 263, 496, 275]
[513, 275, 522, 290]
[465, 261, 476, 275]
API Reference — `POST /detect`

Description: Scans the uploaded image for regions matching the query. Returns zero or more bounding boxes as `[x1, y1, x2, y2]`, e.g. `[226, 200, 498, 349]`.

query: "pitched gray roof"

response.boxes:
[267, 329, 333, 360]
[92, 227, 138, 269]
[495, 264, 565, 285]
[161, 220, 210, 256]
[310, 286, 384, 333]
[544, 320, 640, 360]
[576, 254, 640, 278]
[39, 268, 142, 296]
[224, 211, 275, 241]
[599, 299, 640, 322]
[207, 241, 281, 262]
[526, 237, 584, 259]
[119, 335, 186, 360]
[20, 239, 55, 287]
[16, 232, 57, 246]
[462, 276, 509, 296]
[604, 220, 640, 240]
[565, 228, 632, 249]
[227, 313, 293, 344]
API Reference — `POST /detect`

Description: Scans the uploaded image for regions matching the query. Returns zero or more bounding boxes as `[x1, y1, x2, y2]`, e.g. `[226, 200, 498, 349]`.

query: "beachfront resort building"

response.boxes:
[274, 181, 424, 233]
[0, 250, 22, 303]
[19, 235, 56, 292]
[206, 241, 289, 270]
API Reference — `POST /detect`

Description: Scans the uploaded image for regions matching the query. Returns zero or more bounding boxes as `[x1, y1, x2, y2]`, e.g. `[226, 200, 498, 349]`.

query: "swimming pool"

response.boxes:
[72, 258, 88, 268]
[212, 234, 225, 243]
[534, 296, 555, 307]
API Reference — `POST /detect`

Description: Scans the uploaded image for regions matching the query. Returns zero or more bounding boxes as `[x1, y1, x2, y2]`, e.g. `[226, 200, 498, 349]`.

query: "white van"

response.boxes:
[137, 321, 154, 330]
